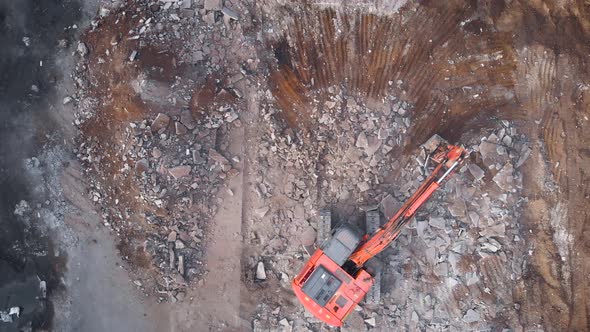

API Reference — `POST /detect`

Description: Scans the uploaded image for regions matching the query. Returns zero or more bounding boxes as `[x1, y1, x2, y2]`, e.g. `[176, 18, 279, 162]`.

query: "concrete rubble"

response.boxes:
[69, 0, 534, 330]
[251, 100, 528, 330]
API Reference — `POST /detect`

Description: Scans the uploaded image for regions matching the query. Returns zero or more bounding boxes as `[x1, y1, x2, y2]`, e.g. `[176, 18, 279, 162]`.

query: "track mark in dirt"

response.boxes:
[172, 125, 246, 331]
[264, 2, 519, 145]
[512, 6, 590, 326]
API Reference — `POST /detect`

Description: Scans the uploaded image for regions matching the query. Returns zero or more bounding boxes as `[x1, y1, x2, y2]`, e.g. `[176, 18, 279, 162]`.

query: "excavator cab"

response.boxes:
[292, 223, 374, 327]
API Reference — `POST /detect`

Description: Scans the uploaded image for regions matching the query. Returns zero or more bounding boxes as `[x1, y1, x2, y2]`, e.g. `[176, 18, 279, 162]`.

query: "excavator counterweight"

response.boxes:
[292, 140, 468, 327]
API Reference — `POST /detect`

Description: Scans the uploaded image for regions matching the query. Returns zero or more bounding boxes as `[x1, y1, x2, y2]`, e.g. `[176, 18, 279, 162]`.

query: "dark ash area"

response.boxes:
[0, 0, 81, 331]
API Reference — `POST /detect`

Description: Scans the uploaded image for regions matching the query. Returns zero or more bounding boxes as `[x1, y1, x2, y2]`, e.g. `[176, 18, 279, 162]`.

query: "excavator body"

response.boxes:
[292, 224, 372, 326]
[292, 138, 468, 327]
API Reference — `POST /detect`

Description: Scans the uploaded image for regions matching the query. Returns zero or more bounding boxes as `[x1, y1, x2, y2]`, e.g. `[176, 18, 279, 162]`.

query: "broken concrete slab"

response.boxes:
[479, 223, 506, 238]
[433, 262, 449, 277]
[175, 122, 188, 135]
[355, 131, 369, 149]
[168, 165, 191, 179]
[364, 316, 376, 327]
[468, 211, 480, 226]
[447, 201, 466, 218]
[479, 140, 506, 167]
[208, 149, 230, 165]
[468, 164, 485, 181]
[151, 113, 171, 132]
[380, 194, 401, 219]
[221, 6, 239, 20]
[365, 136, 382, 157]
[479, 238, 502, 253]
[255, 206, 270, 218]
[463, 309, 480, 323]
[225, 109, 239, 123]
[429, 216, 446, 230]
[204, 0, 222, 10]
[493, 162, 515, 191]
[357, 181, 371, 192]
[256, 261, 267, 280]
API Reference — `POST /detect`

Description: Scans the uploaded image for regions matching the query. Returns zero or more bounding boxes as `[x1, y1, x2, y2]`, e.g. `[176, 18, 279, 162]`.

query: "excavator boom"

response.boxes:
[349, 144, 466, 267]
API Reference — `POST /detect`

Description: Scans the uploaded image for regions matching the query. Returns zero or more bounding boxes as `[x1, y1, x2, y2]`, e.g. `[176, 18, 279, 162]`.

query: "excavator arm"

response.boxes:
[348, 145, 467, 267]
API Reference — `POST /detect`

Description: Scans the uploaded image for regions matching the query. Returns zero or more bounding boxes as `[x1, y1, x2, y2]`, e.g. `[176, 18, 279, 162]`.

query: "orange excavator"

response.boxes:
[292, 139, 468, 327]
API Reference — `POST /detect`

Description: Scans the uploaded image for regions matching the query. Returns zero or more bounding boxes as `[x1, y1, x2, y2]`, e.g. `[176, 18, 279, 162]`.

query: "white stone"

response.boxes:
[256, 261, 267, 280]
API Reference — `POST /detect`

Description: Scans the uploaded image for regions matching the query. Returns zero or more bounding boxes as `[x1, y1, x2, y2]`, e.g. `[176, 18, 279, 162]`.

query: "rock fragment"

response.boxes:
[63, 96, 73, 105]
[129, 50, 137, 61]
[468, 164, 485, 181]
[364, 316, 376, 327]
[204, 0, 222, 10]
[168, 231, 178, 242]
[256, 261, 267, 280]
[357, 181, 370, 192]
[355, 131, 369, 149]
[168, 165, 191, 179]
[77, 42, 88, 57]
[175, 122, 188, 135]
[463, 309, 480, 323]
[493, 163, 514, 191]
[221, 7, 240, 20]
[151, 113, 170, 132]
[516, 147, 531, 168]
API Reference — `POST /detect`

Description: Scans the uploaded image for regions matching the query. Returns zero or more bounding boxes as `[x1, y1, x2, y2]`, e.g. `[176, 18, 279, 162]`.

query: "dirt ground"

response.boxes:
[3, 0, 590, 331]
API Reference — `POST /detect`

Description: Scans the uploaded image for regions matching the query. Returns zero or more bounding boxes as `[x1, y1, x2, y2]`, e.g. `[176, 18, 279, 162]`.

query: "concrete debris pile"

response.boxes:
[70, 0, 253, 127]
[252, 303, 294, 332]
[71, 0, 253, 299]
[259, 90, 412, 206]
[76, 108, 240, 292]
[141, 0, 254, 75]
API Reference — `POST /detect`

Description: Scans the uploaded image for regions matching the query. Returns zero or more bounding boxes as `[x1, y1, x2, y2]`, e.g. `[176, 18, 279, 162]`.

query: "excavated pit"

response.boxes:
[69, 1, 590, 331]
[265, 2, 520, 146]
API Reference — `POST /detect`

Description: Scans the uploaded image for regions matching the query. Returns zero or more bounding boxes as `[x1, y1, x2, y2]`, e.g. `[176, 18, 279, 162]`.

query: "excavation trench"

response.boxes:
[265, 3, 519, 146]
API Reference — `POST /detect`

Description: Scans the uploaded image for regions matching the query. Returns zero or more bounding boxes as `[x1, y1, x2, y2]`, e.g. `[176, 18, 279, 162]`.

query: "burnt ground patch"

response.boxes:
[0, 0, 81, 330]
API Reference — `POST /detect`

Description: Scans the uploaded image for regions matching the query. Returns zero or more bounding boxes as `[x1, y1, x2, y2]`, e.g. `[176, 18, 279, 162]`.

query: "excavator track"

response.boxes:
[365, 209, 382, 305]
[317, 209, 332, 246]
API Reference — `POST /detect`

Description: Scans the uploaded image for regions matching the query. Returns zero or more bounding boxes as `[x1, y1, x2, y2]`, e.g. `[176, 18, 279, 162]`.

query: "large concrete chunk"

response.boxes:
[493, 162, 515, 191]
[151, 113, 170, 132]
[421, 134, 447, 153]
[380, 194, 401, 220]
